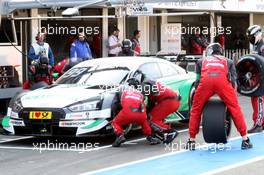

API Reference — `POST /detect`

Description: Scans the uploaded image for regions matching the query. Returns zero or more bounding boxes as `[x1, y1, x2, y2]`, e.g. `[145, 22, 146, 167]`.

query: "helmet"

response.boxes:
[122, 39, 132, 49]
[141, 79, 158, 96]
[39, 56, 49, 65]
[205, 43, 224, 56]
[247, 25, 262, 45]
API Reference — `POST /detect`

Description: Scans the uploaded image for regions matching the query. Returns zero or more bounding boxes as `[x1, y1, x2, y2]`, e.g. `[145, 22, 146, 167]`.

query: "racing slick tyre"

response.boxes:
[236, 54, 264, 96]
[202, 98, 232, 144]
[30, 81, 49, 90]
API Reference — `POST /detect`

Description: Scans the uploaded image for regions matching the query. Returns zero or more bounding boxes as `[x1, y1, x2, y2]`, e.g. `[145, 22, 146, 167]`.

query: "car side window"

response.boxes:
[138, 63, 162, 79]
[158, 63, 179, 77]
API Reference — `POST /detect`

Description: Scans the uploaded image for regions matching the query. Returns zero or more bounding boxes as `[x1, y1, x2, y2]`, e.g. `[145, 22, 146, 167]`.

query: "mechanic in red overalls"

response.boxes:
[246, 25, 264, 133]
[141, 79, 181, 144]
[111, 85, 161, 147]
[22, 56, 52, 89]
[186, 43, 253, 150]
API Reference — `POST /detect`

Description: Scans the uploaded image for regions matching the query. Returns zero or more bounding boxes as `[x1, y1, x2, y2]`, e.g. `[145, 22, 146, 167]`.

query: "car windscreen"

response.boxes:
[55, 67, 129, 86]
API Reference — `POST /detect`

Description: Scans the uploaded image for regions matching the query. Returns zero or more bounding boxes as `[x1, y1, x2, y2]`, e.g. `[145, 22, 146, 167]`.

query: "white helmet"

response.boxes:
[247, 25, 262, 45]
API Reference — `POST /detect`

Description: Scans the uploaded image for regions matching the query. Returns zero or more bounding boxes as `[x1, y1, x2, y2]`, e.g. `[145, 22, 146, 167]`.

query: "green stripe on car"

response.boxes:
[2, 117, 10, 127]
[82, 119, 104, 129]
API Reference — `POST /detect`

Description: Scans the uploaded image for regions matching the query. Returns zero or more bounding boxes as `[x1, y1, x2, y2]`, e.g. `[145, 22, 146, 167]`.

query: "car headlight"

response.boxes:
[68, 101, 100, 112]
[12, 98, 23, 113]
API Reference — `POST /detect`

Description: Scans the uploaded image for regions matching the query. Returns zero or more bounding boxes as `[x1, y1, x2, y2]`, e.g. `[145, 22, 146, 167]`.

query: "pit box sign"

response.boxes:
[126, 3, 153, 16]
[160, 23, 182, 54]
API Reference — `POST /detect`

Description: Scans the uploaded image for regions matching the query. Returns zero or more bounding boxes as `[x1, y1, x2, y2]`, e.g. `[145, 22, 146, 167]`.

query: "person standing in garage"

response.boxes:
[28, 32, 54, 66]
[70, 32, 92, 63]
[111, 85, 161, 147]
[131, 30, 141, 56]
[186, 43, 252, 150]
[140, 78, 181, 144]
[246, 25, 264, 133]
[108, 28, 122, 57]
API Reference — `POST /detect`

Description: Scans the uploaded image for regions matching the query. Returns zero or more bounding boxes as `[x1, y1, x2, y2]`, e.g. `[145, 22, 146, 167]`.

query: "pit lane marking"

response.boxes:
[0, 128, 193, 152]
[80, 133, 260, 175]
[200, 156, 264, 175]
[0, 136, 33, 144]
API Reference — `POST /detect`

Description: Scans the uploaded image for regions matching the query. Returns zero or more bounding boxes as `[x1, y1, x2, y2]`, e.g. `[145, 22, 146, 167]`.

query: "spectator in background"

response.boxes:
[108, 28, 122, 57]
[215, 34, 225, 48]
[233, 32, 245, 50]
[200, 33, 209, 52]
[28, 32, 54, 66]
[131, 30, 141, 56]
[70, 32, 92, 63]
[91, 34, 102, 58]
[190, 32, 203, 55]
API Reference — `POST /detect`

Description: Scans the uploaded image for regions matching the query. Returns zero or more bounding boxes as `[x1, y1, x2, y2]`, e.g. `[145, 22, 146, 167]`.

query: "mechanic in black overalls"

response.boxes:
[118, 39, 135, 57]
[246, 25, 264, 133]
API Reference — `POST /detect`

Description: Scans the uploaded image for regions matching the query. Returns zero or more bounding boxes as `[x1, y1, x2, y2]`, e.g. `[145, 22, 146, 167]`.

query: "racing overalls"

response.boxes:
[189, 55, 247, 139]
[251, 39, 264, 126]
[147, 81, 181, 130]
[112, 88, 152, 136]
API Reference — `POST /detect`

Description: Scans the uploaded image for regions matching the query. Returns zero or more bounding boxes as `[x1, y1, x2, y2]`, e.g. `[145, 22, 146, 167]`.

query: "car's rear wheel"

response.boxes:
[202, 98, 232, 144]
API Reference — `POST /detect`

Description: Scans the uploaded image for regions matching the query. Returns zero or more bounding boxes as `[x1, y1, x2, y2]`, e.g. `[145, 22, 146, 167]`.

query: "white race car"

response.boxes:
[2, 57, 196, 137]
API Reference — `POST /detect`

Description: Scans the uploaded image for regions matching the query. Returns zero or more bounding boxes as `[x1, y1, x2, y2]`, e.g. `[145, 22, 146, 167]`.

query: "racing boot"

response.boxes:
[241, 137, 253, 150]
[112, 134, 126, 147]
[185, 139, 196, 151]
[248, 125, 263, 133]
[146, 135, 162, 145]
[163, 129, 179, 144]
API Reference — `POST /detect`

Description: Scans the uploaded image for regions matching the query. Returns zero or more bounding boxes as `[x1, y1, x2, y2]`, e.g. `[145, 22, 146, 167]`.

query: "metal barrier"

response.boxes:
[224, 49, 250, 63]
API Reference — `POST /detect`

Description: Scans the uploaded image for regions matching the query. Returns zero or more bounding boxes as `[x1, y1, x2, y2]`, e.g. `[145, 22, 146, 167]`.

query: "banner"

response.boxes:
[160, 23, 181, 54]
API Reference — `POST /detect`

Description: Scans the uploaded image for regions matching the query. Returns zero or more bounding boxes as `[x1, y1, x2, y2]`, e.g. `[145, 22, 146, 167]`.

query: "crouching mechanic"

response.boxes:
[186, 43, 253, 150]
[111, 85, 161, 147]
[141, 79, 181, 144]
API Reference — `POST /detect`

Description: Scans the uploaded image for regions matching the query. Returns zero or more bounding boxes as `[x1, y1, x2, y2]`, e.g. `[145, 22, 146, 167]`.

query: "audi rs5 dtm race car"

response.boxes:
[2, 57, 196, 137]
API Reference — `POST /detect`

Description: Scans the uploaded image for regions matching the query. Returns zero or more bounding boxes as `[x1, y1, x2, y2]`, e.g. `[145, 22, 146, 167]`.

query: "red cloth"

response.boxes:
[112, 90, 151, 136]
[53, 58, 68, 76]
[149, 82, 180, 129]
[251, 96, 264, 125]
[189, 56, 247, 138]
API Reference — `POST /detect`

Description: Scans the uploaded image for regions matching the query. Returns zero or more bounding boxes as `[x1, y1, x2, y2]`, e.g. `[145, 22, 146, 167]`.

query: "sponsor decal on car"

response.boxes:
[59, 120, 93, 127]
[10, 119, 25, 126]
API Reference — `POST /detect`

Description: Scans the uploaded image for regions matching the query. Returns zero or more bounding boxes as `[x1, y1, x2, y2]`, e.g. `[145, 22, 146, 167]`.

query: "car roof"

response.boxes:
[75, 57, 170, 70]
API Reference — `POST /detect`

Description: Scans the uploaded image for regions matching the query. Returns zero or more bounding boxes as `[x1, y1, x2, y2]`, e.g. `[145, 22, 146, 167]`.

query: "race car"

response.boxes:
[2, 57, 196, 137]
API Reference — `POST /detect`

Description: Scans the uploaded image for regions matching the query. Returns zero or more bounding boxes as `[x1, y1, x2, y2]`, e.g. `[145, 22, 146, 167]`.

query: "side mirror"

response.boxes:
[186, 62, 196, 73]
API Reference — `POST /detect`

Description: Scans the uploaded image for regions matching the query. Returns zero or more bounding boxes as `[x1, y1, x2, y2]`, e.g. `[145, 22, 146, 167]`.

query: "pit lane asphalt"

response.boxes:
[0, 96, 262, 175]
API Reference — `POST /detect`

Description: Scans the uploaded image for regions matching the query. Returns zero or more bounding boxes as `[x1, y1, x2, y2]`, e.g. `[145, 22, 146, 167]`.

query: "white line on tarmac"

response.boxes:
[79, 134, 259, 175]
[200, 156, 264, 175]
[0, 136, 33, 144]
[0, 127, 193, 152]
